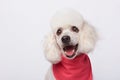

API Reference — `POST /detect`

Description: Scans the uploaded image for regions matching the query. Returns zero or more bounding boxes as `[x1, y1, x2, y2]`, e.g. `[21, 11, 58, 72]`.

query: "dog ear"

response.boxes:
[43, 32, 61, 64]
[79, 21, 98, 53]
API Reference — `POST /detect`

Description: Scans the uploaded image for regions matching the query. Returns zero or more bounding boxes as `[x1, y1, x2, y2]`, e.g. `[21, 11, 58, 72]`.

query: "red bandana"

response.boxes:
[53, 54, 92, 80]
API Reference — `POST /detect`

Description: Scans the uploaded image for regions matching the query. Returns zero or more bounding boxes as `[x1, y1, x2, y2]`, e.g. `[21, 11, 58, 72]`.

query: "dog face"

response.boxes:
[44, 9, 97, 63]
[55, 25, 81, 59]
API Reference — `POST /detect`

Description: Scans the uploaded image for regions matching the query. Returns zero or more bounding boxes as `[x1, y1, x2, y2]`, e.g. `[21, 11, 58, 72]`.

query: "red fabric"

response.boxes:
[53, 54, 93, 80]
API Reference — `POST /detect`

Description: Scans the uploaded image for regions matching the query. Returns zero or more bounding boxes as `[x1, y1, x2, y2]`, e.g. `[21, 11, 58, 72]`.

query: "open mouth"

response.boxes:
[63, 44, 78, 58]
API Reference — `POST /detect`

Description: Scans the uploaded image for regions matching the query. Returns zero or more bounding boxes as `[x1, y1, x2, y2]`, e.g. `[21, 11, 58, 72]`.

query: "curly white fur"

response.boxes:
[79, 22, 97, 53]
[50, 9, 83, 33]
[43, 33, 61, 64]
[43, 9, 98, 80]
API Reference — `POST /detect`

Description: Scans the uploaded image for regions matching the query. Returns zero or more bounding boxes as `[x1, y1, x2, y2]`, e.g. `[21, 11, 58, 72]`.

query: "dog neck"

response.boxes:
[52, 53, 93, 80]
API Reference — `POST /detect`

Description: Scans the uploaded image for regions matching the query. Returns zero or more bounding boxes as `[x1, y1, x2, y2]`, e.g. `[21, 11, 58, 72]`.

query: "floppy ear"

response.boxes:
[43, 32, 61, 64]
[79, 22, 98, 53]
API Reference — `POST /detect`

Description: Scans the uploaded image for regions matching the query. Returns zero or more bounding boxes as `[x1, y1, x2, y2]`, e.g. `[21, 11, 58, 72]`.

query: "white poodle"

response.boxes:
[43, 9, 97, 80]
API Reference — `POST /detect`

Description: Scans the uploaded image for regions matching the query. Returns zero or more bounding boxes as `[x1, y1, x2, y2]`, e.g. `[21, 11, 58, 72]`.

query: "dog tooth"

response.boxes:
[72, 50, 75, 52]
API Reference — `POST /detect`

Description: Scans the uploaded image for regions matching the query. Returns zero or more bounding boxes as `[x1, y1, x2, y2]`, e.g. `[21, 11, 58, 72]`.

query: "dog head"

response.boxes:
[44, 9, 97, 64]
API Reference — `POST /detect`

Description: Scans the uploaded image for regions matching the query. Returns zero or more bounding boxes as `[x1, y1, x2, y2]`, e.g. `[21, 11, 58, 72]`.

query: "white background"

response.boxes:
[0, 0, 120, 80]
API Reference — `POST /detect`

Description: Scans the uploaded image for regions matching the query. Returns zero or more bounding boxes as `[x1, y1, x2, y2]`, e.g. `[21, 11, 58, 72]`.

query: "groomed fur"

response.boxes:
[79, 22, 97, 53]
[43, 9, 97, 64]
[44, 32, 61, 64]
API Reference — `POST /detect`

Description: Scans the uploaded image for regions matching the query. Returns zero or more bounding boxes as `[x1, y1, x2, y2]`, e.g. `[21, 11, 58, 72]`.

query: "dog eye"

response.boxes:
[56, 28, 62, 36]
[71, 26, 79, 33]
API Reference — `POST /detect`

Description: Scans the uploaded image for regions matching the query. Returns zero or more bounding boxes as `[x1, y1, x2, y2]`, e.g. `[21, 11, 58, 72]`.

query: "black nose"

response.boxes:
[62, 35, 70, 44]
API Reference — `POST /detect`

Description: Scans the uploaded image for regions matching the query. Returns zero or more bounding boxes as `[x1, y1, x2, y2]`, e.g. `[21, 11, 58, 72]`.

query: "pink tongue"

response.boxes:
[65, 49, 74, 56]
